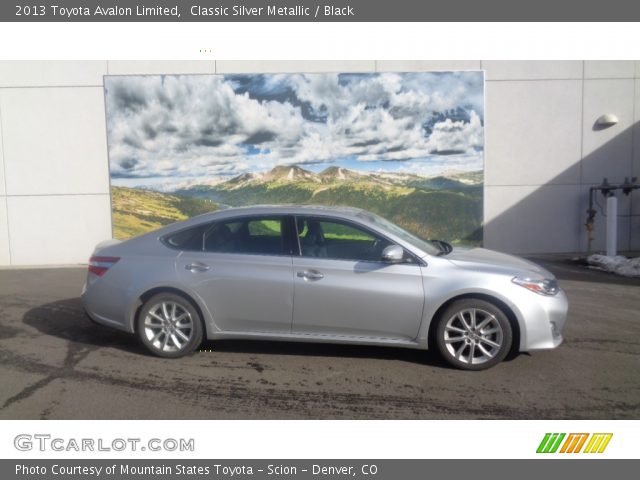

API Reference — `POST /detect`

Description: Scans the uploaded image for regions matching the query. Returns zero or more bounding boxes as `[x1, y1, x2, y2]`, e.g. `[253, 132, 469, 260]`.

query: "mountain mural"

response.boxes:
[104, 72, 485, 244]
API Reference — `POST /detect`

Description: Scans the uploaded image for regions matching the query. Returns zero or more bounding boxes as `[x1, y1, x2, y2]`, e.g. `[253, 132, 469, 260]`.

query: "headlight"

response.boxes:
[512, 275, 560, 296]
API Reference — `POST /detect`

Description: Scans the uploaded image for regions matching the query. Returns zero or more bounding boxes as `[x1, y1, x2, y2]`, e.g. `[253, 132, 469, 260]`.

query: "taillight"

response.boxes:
[88, 256, 120, 277]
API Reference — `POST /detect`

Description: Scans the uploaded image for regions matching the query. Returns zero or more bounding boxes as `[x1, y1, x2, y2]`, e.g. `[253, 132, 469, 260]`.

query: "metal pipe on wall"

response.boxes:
[605, 196, 618, 257]
[586, 177, 639, 256]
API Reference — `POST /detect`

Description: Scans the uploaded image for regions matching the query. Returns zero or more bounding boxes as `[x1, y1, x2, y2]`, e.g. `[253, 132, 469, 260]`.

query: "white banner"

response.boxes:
[1, 420, 638, 459]
[1, 23, 640, 60]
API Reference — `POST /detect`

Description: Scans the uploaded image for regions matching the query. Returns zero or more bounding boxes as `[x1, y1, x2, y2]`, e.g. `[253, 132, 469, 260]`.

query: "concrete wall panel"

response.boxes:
[376, 60, 481, 71]
[484, 185, 582, 254]
[485, 80, 582, 186]
[0, 61, 106, 87]
[107, 60, 215, 75]
[0, 197, 9, 265]
[0, 112, 5, 197]
[581, 79, 635, 185]
[482, 61, 582, 81]
[0, 87, 110, 196]
[584, 61, 635, 79]
[7, 194, 112, 265]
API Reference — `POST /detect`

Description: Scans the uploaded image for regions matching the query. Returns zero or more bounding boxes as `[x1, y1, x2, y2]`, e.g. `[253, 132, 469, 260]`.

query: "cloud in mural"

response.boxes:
[104, 72, 484, 186]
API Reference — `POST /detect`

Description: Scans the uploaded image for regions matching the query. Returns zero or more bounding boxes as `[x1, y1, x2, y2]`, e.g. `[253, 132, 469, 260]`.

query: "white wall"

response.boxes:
[482, 61, 640, 253]
[0, 60, 638, 265]
[0, 61, 112, 266]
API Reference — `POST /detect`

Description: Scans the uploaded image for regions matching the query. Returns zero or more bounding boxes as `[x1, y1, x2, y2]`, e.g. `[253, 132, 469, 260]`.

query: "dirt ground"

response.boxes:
[0, 258, 638, 419]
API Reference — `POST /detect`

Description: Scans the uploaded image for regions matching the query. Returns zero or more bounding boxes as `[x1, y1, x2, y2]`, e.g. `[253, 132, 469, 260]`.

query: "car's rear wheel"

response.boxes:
[435, 299, 512, 371]
[136, 293, 203, 358]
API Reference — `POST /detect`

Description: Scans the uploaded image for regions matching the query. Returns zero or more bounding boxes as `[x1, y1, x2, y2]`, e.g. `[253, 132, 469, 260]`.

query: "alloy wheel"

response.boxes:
[443, 308, 504, 366]
[143, 301, 194, 353]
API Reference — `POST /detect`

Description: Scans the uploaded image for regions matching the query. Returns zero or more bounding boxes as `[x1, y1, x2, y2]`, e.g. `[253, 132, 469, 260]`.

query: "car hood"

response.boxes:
[444, 247, 554, 278]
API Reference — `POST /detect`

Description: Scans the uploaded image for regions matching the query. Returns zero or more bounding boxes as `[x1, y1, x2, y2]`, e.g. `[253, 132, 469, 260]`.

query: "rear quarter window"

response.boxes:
[162, 225, 206, 251]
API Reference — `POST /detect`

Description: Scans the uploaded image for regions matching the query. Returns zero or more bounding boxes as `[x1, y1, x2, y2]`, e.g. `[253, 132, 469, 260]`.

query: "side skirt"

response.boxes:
[205, 330, 426, 349]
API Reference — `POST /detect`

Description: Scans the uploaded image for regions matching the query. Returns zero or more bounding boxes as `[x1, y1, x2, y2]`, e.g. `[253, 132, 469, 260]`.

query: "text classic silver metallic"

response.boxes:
[82, 205, 568, 370]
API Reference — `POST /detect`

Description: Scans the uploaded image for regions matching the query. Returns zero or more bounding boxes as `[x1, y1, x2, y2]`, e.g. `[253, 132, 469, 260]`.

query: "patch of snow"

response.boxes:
[287, 168, 294, 180]
[587, 254, 640, 277]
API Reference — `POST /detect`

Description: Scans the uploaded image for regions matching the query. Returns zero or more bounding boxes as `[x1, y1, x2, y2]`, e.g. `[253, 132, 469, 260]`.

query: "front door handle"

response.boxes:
[185, 262, 210, 273]
[297, 270, 324, 280]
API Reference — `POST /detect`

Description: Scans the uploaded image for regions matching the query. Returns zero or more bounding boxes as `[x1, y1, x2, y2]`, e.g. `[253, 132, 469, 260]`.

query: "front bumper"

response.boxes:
[519, 288, 569, 351]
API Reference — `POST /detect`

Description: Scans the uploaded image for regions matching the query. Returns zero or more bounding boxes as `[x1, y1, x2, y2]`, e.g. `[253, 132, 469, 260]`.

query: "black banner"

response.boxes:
[4, 0, 640, 22]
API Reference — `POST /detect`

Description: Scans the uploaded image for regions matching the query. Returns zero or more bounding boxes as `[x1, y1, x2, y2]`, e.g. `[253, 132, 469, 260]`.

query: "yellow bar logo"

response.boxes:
[537, 433, 612, 453]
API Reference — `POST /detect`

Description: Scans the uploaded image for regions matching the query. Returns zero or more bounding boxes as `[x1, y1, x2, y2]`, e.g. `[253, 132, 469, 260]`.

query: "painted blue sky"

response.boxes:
[104, 72, 484, 189]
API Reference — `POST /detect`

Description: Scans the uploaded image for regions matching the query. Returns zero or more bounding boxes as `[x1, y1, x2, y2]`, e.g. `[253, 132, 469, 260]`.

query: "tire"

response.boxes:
[435, 299, 512, 371]
[136, 293, 203, 358]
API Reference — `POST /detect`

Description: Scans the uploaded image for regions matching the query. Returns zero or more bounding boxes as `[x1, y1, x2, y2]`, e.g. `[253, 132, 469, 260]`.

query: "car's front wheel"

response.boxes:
[435, 299, 512, 370]
[136, 293, 203, 358]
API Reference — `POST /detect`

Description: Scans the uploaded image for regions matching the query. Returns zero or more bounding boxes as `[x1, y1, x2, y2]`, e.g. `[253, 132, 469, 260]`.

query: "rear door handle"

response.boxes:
[185, 262, 210, 273]
[297, 270, 324, 280]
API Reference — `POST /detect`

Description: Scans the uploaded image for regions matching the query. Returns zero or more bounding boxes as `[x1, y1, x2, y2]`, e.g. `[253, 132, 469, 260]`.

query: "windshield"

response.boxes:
[359, 212, 442, 256]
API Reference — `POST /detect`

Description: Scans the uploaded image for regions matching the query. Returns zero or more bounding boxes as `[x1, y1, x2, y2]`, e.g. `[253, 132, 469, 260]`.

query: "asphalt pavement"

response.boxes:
[0, 258, 638, 419]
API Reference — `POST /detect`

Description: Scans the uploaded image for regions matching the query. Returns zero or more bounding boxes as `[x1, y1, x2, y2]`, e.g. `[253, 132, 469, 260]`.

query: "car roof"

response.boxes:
[191, 204, 374, 222]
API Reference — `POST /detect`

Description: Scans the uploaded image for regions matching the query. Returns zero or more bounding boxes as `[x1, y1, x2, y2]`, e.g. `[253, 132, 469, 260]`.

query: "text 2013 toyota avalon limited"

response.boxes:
[82, 205, 568, 370]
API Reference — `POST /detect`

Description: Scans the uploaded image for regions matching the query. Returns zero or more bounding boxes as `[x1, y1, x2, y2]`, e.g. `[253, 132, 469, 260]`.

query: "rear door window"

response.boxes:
[204, 216, 289, 256]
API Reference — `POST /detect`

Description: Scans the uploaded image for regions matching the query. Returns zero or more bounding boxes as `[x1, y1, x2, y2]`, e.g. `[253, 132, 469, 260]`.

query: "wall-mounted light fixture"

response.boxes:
[595, 113, 619, 129]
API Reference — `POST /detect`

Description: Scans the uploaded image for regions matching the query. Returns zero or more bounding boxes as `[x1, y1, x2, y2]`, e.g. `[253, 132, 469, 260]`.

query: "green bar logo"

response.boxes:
[537, 433, 612, 454]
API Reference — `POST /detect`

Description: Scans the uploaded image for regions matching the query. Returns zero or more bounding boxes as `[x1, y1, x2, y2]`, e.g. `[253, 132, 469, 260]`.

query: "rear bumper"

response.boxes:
[81, 275, 133, 333]
[83, 304, 132, 333]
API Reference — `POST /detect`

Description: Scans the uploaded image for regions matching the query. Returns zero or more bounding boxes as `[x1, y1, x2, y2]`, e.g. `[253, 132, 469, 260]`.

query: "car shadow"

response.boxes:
[22, 297, 143, 355]
[198, 338, 454, 368]
[23, 297, 519, 369]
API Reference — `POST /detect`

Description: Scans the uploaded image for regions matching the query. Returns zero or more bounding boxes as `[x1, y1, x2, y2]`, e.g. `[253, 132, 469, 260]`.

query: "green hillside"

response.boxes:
[311, 185, 481, 243]
[176, 166, 483, 245]
[114, 165, 483, 245]
[112, 187, 218, 239]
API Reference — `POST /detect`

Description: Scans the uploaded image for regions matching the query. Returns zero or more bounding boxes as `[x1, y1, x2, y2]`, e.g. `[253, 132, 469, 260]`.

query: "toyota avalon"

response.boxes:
[82, 205, 568, 370]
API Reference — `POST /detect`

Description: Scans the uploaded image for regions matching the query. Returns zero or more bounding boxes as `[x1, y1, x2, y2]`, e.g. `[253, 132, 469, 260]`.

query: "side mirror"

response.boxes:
[381, 245, 404, 263]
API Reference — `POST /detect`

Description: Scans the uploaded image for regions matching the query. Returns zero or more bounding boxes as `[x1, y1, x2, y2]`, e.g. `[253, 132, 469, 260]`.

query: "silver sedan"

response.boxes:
[82, 205, 568, 370]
